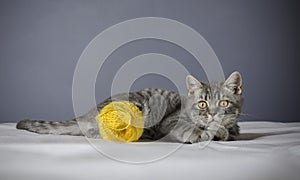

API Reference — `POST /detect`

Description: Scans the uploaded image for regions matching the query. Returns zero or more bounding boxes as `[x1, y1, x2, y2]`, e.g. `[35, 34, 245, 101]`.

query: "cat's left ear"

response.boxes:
[224, 71, 242, 95]
[186, 75, 203, 95]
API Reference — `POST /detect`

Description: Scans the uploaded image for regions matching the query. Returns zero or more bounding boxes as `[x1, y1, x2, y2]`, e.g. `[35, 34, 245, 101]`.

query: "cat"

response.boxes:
[16, 71, 243, 143]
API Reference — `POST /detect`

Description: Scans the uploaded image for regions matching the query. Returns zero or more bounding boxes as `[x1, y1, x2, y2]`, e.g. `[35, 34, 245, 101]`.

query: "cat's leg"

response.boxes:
[16, 107, 100, 137]
[186, 128, 208, 143]
[163, 118, 211, 143]
[16, 119, 83, 136]
[207, 123, 229, 141]
[209, 123, 240, 141]
[227, 124, 240, 140]
[75, 107, 100, 138]
[170, 126, 218, 143]
[142, 94, 168, 128]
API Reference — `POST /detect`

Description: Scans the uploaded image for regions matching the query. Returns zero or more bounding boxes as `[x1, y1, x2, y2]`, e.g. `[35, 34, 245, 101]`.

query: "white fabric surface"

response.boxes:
[1, 121, 300, 180]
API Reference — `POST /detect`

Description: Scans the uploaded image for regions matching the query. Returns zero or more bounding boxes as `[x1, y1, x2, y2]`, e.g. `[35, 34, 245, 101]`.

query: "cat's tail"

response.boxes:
[16, 119, 84, 136]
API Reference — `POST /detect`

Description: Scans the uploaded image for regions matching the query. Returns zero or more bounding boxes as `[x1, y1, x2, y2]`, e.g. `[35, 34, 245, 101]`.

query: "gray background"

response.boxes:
[0, 0, 299, 122]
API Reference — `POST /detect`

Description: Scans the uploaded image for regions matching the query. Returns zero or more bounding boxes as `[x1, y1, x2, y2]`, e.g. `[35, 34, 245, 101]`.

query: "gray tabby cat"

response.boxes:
[16, 71, 243, 143]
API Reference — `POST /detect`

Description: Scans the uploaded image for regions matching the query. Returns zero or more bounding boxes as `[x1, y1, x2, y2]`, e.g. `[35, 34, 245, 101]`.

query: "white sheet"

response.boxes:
[1, 121, 300, 180]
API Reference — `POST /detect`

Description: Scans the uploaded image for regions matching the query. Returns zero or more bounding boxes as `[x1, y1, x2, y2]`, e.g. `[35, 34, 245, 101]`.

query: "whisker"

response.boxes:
[238, 112, 262, 121]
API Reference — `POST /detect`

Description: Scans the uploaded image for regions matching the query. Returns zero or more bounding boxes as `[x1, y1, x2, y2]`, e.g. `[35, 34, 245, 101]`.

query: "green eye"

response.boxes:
[219, 100, 229, 107]
[198, 101, 207, 109]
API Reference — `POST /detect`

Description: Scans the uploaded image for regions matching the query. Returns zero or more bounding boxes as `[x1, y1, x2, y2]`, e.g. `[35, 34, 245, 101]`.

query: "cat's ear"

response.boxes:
[186, 75, 203, 95]
[224, 71, 242, 95]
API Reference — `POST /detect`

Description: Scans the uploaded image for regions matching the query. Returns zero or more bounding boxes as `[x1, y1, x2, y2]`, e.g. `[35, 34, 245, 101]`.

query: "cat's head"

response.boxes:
[186, 71, 244, 128]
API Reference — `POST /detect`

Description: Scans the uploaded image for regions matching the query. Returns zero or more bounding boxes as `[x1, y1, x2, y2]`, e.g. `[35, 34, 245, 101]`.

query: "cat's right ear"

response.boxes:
[186, 75, 203, 96]
[224, 71, 242, 95]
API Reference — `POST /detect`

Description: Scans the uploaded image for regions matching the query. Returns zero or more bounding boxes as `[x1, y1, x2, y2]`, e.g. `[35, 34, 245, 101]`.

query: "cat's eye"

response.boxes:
[198, 101, 207, 109]
[219, 100, 229, 107]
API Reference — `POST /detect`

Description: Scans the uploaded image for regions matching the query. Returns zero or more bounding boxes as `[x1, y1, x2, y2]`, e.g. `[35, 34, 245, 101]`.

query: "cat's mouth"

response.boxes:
[204, 120, 223, 129]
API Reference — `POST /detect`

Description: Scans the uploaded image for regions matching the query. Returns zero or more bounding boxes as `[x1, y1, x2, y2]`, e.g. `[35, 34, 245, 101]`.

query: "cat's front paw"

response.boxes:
[187, 133, 202, 143]
[218, 126, 229, 141]
[187, 129, 214, 143]
[208, 125, 229, 141]
[200, 130, 215, 141]
[85, 128, 100, 138]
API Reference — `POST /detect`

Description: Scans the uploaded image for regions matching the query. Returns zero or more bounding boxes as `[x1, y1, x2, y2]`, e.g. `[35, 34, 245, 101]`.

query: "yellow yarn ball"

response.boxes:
[96, 101, 144, 142]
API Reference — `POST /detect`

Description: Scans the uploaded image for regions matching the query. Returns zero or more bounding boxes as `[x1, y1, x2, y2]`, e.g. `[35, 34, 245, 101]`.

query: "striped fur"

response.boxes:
[16, 119, 82, 136]
[16, 71, 243, 143]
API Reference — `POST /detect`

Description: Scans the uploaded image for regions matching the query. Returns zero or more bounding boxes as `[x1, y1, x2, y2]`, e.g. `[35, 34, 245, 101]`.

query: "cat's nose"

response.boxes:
[209, 112, 217, 116]
[208, 108, 217, 116]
